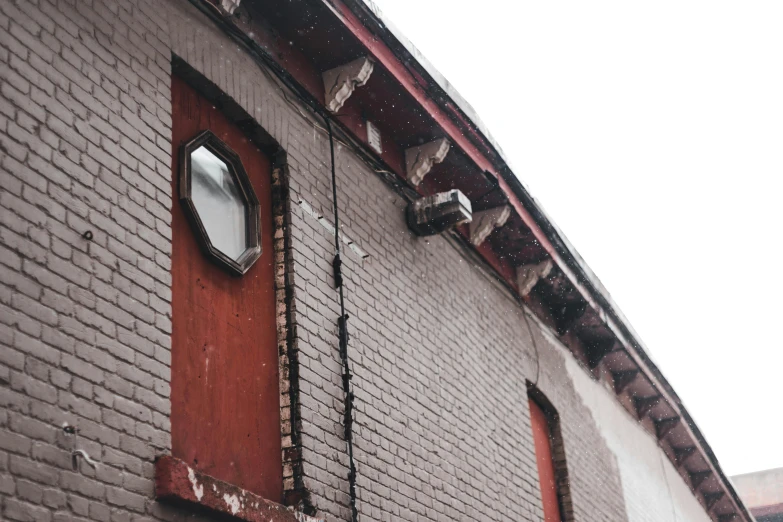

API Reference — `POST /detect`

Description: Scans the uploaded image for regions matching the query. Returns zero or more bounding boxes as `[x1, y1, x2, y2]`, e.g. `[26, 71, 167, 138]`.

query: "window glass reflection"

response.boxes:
[190, 146, 247, 260]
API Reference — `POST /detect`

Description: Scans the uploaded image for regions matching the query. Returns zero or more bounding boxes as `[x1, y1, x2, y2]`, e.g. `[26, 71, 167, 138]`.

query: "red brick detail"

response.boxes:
[155, 456, 305, 522]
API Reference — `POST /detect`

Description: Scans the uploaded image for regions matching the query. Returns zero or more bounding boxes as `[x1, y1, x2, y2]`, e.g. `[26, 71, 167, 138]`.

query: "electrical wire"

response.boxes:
[326, 117, 359, 522]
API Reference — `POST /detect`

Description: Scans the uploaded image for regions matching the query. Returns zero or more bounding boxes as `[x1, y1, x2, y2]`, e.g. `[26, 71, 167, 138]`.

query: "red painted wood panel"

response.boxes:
[170, 76, 282, 501]
[530, 398, 562, 522]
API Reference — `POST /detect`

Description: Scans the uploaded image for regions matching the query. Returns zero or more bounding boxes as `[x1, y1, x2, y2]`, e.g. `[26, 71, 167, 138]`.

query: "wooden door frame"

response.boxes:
[169, 55, 310, 511]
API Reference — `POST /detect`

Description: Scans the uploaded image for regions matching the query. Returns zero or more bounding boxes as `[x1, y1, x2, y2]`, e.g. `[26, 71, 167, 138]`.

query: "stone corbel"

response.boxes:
[221, 0, 241, 14]
[469, 205, 511, 246]
[405, 138, 450, 187]
[516, 259, 553, 296]
[322, 57, 374, 113]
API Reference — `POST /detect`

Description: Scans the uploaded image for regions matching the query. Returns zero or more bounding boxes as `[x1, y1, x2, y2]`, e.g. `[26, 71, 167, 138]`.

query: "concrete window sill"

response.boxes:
[155, 456, 318, 522]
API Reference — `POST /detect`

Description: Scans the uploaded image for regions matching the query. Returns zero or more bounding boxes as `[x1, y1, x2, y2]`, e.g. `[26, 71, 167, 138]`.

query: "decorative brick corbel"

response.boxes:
[405, 138, 450, 187]
[469, 205, 511, 246]
[322, 57, 374, 113]
[221, 0, 241, 14]
[516, 259, 553, 296]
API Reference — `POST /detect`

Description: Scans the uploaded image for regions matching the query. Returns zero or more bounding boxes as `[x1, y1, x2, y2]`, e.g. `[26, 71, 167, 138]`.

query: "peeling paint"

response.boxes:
[223, 493, 241, 515]
[294, 511, 325, 522]
[187, 467, 204, 501]
[158, 449, 315, 521]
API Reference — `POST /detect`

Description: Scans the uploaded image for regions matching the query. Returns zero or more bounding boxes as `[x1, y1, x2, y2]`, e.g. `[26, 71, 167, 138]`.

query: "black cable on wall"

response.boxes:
[325, 117, 359, 522]
[324, 116, 359, 522]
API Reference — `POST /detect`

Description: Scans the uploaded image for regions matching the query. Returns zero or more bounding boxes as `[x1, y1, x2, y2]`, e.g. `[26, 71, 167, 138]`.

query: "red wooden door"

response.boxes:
[170, 76, 282, 501]
[530, 398, 563, 522]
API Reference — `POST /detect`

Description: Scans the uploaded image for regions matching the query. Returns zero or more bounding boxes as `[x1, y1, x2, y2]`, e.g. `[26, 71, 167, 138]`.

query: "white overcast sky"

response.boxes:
[368, 0, 783, 476]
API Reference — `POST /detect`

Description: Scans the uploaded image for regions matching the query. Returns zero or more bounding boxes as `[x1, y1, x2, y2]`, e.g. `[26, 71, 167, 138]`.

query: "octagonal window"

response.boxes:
[179, 130, 261, 275]
[190, 146, 247, 260]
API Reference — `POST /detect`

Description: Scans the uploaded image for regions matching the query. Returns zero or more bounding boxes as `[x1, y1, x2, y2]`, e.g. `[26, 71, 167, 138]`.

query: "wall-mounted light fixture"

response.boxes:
[407, 189, 472, 236]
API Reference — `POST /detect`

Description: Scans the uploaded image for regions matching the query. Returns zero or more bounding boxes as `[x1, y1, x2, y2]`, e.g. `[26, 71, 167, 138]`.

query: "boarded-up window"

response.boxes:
[170, 76, 282, 501]
[529, 395, 567, 522]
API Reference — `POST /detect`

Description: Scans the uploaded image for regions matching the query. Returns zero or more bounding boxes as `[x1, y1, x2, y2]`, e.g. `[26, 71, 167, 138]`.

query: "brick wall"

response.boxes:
[0, 1, 707, 521]
[1, 0, 174, 520]
[562, 343, 714, 522]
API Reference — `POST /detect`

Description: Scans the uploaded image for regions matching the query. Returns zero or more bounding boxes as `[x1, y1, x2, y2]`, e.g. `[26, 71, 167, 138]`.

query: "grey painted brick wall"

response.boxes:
[0, 1, 702, 522]
[1, 0, 175, 521]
